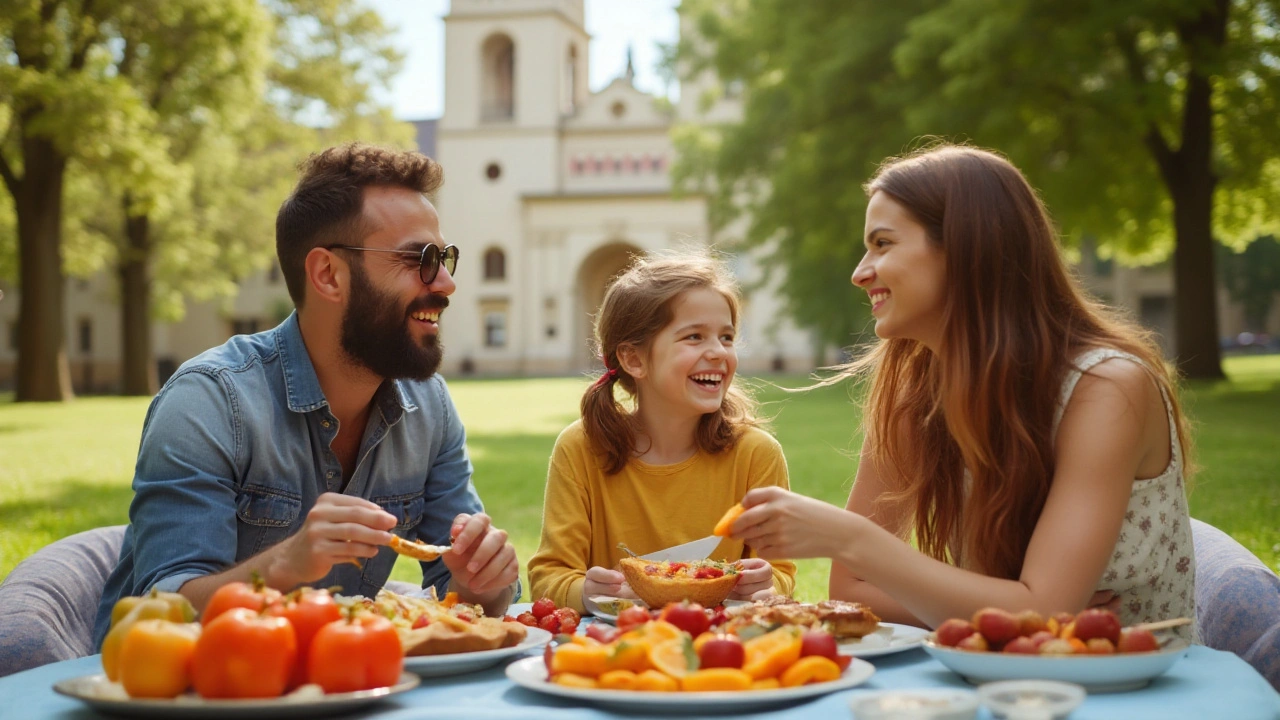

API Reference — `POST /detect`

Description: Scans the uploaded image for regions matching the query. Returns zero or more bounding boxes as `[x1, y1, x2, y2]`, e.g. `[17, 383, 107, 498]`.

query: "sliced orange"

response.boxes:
[742, 627, 803, 680]
[642, 620, 686, 643]
[551, 643, 609, 678]
[713, 503, 746, 536]
[552, 673, 598, 689]
[648, 637, 696, 679]
[635, 669, 680, 692]
[681, 668, 753, 692]
[778, 656, 841, 687]
[597, 669, 639, 690]
[605, 640, 651, 673]
[750, 678, 782, 691]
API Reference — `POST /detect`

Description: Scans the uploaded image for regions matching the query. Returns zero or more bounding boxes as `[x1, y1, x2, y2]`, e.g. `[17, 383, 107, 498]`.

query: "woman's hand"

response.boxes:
[732, 487, 862, 561]
[728, 557, 776, 600]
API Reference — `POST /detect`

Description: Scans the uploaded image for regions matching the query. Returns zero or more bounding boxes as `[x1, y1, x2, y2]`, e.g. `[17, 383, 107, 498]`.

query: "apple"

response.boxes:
[1085, 638, 1117, 654]
[616, 606, 652, 633]
[1002, 636, 1039, 654]
[1027, 630, 1057, 650]
[1038, 638, 1076, 655]
[955, 633, 990, 652]
[1015, 609, 1047, 637]
[1072, 609, 1122, 645]
[1117, 628, 1159, 653]
[935, 618, 976, 647]
[971, 608, 1019, 646]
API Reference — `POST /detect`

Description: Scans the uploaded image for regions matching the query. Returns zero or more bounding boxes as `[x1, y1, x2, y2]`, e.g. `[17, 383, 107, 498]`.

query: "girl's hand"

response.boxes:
[728, 557, 776, 600]
[733, 487, 862, 560]
[584, 566, 638, 601]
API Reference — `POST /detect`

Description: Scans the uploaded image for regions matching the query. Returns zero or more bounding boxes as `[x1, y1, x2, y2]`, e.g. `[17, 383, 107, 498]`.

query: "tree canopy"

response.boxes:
[674, 0, 1280, 377]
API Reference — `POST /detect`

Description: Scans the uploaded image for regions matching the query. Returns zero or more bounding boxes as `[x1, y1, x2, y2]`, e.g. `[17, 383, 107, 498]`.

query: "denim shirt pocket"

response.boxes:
[374, 491, 426, 532]
[235, 485, 302, 558]
[357, 491, 427, 591]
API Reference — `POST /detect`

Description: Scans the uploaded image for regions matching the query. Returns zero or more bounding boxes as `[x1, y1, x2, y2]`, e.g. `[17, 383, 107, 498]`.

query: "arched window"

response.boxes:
[481, 34, 515, 121]
[484, 248, 506, 281]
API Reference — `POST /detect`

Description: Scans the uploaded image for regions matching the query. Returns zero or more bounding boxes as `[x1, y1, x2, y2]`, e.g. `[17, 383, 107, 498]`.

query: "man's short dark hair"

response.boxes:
[276, 142, 444, 306]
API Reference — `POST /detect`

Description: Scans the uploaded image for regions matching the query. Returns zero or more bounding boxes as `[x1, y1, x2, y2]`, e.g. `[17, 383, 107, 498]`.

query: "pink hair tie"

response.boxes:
[591, 365, 619, 389]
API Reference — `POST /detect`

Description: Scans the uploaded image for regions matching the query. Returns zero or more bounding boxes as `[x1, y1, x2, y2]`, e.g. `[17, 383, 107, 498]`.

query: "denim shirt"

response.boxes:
[94, 313, 491, 645]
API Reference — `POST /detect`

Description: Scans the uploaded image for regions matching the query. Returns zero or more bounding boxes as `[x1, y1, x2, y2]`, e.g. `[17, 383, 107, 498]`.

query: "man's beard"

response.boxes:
[340, 261, 446, 381]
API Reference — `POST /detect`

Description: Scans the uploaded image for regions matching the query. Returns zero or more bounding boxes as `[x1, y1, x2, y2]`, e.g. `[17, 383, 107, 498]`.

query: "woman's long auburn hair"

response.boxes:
[848, 144, 1193, 580]
[581, 250, 761, 474]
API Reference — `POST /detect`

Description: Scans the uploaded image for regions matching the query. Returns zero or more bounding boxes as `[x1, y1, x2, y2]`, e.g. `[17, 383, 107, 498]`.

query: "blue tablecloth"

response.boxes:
[2, 643, 1276, 720]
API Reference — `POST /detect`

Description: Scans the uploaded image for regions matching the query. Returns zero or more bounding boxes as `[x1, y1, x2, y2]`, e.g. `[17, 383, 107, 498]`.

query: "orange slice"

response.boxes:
[742, 627, 803, 680]
[713, 503, 745, 536]
[681, 668, 753, 692]
[648, 637, 696, 679]
[635, 669, 680, 692]
[778, 655, 841, 687]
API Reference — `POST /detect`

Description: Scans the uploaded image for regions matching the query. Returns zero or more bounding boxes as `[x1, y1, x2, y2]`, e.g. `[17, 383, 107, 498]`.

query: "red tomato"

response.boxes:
[659, 601, 710, 637]
[192, 608, 296, 699]
[616, 606, 652, 633]
[697, 636, 745, 669]
[308, 614, 403, 694]
[202, 576, 283, 626]
[538, 614, 561, 634]
[693, 567, 725, 579]
[531, 598, 558, 620]
[515, 612, 538, 627]
[799, 629, 839, 661]
[266, 588, 342, 689]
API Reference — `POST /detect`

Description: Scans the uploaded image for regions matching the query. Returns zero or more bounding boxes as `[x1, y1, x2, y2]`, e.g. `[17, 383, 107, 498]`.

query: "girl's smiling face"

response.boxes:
[631, 287, 738, 421]
[852, 190, 948, 351]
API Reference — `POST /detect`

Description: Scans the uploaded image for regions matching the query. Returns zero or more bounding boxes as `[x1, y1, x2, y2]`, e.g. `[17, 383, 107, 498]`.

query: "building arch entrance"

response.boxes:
[574, 242, 640, 372]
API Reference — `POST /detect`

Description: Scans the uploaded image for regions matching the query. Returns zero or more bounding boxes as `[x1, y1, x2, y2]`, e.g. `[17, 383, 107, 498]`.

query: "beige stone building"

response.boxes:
[0, 0, 1274, 393]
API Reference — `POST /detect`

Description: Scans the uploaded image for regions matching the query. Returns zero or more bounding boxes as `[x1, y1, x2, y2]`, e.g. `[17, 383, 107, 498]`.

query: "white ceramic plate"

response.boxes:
[52, 672, 419, 719]
[505, 655, 876, 713]
[838, 622, 931, 658]
[585, 596, 646, 624]
[921, 638, 1190, 692]
[403, 626, 552, 677]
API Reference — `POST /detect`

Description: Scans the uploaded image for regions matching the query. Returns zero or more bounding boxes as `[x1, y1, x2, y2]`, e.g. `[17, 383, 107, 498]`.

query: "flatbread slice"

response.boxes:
[388, 535, 450, 561]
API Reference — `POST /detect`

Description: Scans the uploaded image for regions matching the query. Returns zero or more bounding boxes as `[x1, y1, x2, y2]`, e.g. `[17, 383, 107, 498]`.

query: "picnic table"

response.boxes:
[1, 605, 1276, 720]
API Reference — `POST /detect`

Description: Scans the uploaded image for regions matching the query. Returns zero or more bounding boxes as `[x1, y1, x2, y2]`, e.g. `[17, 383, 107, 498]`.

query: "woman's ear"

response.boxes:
[305, 247, 346, 306]
[616, 343, 647, 379]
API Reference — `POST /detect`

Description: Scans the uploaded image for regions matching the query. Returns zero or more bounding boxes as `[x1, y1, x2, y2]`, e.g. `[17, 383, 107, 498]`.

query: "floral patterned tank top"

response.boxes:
[1055, 348, 1197, 642]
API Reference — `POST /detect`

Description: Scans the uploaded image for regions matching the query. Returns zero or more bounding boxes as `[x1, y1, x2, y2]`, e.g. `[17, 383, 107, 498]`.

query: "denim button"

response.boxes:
[326, 471, 335, 479]
[321, 420, 331, 428]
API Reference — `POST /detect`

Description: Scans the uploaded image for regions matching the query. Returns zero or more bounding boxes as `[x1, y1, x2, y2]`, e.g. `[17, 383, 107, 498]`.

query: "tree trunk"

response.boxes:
[120, 199, 157, 395]
[1161, 0, 1227, 381]
[14, 136, 73, 401]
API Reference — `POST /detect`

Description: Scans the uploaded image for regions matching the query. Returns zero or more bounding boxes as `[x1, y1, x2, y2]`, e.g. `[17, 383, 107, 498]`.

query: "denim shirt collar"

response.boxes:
[274, 312, 418, 421]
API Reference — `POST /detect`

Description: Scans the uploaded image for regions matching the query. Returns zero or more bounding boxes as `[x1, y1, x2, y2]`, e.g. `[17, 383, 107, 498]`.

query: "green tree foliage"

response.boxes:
[1, 0, 412, 398]
[673, 0, 1280, 378]
[1218, 235, 1280, 332]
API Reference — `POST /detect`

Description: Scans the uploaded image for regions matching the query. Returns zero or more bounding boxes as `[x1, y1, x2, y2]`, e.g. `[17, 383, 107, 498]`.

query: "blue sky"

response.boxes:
[364, 0, 681, 121]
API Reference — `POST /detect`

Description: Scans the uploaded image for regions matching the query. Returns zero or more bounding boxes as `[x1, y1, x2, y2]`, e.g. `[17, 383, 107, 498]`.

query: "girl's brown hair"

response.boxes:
[848, 143, 1192, 580]
[582, 250, 760, 474]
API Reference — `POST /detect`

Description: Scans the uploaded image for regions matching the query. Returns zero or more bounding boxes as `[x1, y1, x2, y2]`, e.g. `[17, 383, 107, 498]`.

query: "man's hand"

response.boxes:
[728, 557, 776, 601]
[267, 493, 396, 589]
[443, 513, 519, 614]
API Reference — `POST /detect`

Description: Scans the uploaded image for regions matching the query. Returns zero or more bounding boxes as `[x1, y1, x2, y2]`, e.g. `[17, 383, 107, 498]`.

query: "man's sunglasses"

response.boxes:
[323, 244, 459, 285]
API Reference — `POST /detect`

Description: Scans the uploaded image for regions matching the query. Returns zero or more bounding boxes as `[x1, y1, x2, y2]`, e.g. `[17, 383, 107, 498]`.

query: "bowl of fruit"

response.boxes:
[921, 608, 1190, 692]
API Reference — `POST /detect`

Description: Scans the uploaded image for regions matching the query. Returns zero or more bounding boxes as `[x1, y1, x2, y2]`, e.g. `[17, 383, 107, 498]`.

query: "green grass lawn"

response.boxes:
[2, 355, 1277, 603]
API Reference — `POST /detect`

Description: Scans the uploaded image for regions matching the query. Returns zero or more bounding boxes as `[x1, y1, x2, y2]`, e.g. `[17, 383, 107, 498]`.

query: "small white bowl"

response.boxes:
[848, 688, 980, 720]
[977, 679, 1086, 719]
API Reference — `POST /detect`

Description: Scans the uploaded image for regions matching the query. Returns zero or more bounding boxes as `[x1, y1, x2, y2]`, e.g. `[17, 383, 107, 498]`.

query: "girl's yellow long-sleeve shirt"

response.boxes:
[528, 421, 797, 612]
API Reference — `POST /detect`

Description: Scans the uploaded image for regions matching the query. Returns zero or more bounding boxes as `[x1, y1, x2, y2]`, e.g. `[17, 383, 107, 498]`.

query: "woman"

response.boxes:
[727, 144, 1196, 639]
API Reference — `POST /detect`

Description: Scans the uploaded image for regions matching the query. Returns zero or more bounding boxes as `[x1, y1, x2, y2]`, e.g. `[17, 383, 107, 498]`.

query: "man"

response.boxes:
[94, 143, 519, 645]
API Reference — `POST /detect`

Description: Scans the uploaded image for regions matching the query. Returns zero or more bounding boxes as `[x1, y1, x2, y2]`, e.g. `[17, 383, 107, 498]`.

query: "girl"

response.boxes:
[727, 144, 1196, 640]
[528, 250, 797, 613]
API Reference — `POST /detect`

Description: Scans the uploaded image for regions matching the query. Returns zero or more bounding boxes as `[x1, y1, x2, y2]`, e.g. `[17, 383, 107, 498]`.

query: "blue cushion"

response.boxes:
[0, 526, 126, 677]
[1191, 518, 1280, 690]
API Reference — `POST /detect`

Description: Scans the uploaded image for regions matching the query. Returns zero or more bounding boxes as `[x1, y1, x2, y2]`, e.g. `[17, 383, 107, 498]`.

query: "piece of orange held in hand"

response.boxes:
[713, 503, 745, 537]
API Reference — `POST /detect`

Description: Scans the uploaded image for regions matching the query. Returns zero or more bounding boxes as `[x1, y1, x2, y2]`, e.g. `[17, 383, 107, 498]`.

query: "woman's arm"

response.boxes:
[829, 443, 926, 626]
[744, 359, 1159, 627]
